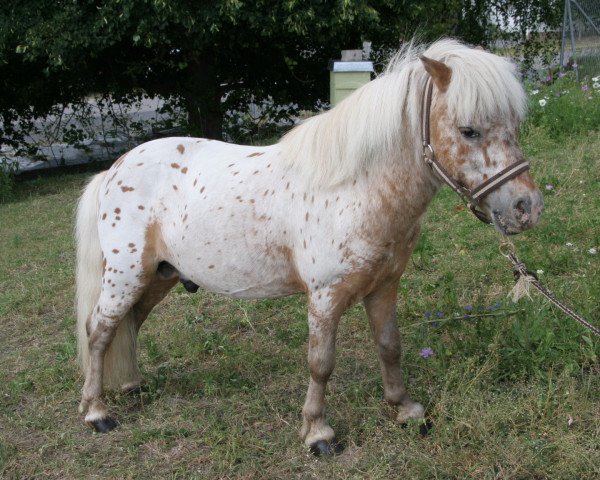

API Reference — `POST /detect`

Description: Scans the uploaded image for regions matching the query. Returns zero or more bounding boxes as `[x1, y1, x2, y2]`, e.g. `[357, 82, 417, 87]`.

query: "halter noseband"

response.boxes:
[421, 77, 530, 225]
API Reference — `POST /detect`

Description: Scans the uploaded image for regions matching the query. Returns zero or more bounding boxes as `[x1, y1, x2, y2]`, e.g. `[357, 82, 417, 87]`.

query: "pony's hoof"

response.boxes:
[397, 401, 425, 423]
[89, 416, 118, 433]
[309, 438, 344, 456]
[419, 418, 434, 436]
[122, 384, 147, 396]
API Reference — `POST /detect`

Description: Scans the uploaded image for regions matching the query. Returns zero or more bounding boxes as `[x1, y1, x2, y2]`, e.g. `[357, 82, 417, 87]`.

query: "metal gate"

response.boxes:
[560, 0, 600, 79]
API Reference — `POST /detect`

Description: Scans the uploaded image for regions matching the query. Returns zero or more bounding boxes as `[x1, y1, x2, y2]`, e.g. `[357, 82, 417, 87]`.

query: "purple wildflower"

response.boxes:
[424, 310, 431, 318]
[429, 321, 440, 327]
[465, 305, 473, 312]
[463, 314, 472, 320]
[435, 311, 444, 318]
[559, 71, 566, 78]
[545, 75, 552, 82]
[581, 84, 589, 92]
[420, 347, 434, 359]
[572, 63, 578, 69]
[555, 91, 561, 97]
[545, 184, 553, 190]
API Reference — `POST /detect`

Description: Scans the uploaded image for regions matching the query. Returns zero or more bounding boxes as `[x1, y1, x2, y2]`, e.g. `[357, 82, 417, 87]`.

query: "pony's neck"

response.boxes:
[364, 149, 440, 239]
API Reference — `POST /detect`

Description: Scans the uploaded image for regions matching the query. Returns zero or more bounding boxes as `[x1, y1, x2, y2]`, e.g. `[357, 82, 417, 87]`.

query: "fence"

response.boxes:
[560, 0, 600, 79]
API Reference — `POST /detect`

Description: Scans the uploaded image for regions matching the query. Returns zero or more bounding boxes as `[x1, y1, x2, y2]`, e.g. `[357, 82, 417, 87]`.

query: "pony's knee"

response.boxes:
[308, 347, 335, 383]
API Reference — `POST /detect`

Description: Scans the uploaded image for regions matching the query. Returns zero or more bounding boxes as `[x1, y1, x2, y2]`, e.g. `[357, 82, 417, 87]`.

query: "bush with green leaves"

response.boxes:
[0, 158, 18, 203]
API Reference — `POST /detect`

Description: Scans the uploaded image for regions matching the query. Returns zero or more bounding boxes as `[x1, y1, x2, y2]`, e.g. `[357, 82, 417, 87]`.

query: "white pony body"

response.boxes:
[75, 39, 542, 451]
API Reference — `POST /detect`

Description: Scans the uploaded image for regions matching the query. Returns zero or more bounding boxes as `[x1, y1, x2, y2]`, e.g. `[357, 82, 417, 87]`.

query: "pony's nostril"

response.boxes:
[513, 197, 532, 224]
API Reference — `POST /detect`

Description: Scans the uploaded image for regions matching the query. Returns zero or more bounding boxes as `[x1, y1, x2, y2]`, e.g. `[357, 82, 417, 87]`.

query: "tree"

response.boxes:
[0, 0, 561, 151]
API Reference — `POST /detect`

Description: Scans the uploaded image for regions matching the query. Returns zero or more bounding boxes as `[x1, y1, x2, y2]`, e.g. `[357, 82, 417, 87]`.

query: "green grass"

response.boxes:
[1, 126, 599, 478]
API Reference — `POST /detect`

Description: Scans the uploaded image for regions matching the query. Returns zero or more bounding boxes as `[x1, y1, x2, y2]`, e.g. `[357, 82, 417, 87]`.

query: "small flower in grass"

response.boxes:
[435, 311, 444, 318]
[593, 83, 600, 90]
[539, 99, 547, 107]
[592, 76, 599, 82]
[465, 305, 473, 312]
[536, 269, 544, 275]
[429, 321, 440, 327]
[572, 63, 578, 69]
[555, 91, 561, 97]
[463, 314, 472, 320]
[531, 89, 539, 95]
[559, 71, 566, 78]
[424, 310, 431, 318]
[420, 347, 434, 359]
[545, 75, 552, 82]
[487, 302, 502, 311]
[566, 242, 574, 247]
[545, 184, 553, 191]
[589, 247, 598, 255]
[581, 84, 589, 92]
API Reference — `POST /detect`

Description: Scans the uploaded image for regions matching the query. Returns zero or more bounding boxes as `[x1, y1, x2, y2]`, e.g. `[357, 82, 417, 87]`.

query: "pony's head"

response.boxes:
[419, 43, 543, 235]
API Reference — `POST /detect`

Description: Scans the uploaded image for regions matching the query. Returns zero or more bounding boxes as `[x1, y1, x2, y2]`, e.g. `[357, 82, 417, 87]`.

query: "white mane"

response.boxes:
[279, 39, 527, 188]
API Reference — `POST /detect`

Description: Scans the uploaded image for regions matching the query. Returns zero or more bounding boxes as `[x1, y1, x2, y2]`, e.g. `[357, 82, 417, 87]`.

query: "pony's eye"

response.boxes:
[459, 127, 480, 139]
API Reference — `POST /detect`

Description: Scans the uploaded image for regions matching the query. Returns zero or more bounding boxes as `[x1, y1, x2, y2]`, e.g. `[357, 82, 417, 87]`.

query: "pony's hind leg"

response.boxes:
[363, 280, 424, 423]
[80, 299, 132, 432]
[123, 273, 179, 393]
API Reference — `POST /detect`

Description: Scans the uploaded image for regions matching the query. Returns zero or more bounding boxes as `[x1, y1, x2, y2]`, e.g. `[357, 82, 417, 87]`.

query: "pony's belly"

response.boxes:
[170, 243, 303, 299]
[181, 260, 302, 299]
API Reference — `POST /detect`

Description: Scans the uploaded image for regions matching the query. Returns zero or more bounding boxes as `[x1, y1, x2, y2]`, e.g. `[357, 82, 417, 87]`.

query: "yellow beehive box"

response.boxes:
[329, 57, 374, 106]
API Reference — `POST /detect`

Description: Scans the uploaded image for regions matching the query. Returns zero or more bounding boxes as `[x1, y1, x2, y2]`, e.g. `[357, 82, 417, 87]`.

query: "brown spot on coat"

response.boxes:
[176, 144, 185, 154]
[171, 163, 180, 169]
[181, 167, 188, 174]
[112, 249, 119, 254]
[138, 205, 145, 210]
[247, 152, 264, 157]
[115, 208, 121, 214]
[121, 186, 135, 192]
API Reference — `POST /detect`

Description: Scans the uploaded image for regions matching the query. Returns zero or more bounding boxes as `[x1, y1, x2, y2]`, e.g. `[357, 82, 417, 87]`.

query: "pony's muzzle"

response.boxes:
[491, 189, 543, 235]
[512, 191, 543, 230]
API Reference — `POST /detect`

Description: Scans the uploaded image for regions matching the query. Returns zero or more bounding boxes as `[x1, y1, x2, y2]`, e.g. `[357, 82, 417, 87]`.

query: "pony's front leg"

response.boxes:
[363, 280, 425, 423]
[79, 308, 122, 432]
[300, 295, 343, 455]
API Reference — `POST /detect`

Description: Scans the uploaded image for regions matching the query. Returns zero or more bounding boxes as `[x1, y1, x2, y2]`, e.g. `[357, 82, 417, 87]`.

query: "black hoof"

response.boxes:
[309, 438, 344, 456]
[181, 280, 199, 293]
[91, 416, 118, 433]
[400, 418, 433, 436]
[123, 384, 149, 396]
[419, 418, 433, 436]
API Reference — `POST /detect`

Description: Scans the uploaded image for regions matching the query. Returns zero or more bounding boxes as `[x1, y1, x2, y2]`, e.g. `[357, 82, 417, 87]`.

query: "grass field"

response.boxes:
[1, 122, 599, 478]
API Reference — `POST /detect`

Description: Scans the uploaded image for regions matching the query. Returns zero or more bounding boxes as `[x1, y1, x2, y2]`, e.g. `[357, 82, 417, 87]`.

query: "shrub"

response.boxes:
[0, 157, 19, 203]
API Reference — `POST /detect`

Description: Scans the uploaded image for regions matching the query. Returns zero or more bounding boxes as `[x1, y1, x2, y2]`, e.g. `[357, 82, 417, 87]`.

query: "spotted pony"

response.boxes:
[75, 39, 543, 454]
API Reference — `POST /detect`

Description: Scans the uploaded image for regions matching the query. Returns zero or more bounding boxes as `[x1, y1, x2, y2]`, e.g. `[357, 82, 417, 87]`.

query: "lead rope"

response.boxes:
[500, 239, 600, 338]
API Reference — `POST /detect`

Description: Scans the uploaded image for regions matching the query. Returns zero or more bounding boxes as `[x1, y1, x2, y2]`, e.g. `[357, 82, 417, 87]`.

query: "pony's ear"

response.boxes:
[420, 56, 452, 92]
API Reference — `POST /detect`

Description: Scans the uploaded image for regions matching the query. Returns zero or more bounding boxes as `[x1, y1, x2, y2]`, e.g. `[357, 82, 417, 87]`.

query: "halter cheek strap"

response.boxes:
[421, 77, 530, 225]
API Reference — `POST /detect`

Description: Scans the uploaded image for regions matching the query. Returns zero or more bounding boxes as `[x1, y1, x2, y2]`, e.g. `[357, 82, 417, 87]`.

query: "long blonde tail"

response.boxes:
[75, 171, 140, 389]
